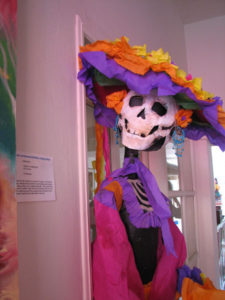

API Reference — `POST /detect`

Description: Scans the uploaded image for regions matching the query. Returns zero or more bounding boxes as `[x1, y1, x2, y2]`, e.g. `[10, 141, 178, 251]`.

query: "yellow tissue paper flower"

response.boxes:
[201, 90, 214, 100]
[147, 48, 171, 64]
[113, 36, 129, 44]
[200, 272, 206, 284]
[133, 44, 150, 58]
[176, 69, 187, 81]
[192, 77, 202, 92]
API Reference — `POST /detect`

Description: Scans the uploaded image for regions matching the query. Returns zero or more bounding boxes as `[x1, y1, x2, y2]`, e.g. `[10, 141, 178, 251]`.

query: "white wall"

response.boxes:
[17, 1, 187, 299]
[185, 15, 225, 286]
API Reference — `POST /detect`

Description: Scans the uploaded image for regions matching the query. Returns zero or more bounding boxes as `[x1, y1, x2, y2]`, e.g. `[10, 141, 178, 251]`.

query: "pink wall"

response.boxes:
[185, 16, 225, 104]
[17, 1, 187, 299]
[75, 0, 187, 69]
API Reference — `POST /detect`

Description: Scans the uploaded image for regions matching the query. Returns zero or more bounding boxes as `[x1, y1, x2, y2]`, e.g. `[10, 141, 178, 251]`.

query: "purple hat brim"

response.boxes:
[78, 51, 225, 150]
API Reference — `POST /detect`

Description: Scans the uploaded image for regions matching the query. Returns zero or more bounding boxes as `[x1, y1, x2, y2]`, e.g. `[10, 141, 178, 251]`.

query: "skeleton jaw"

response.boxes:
[127, 128, 144, 137]
[121, 127, 170, 151]
[121, 126, 159, 150]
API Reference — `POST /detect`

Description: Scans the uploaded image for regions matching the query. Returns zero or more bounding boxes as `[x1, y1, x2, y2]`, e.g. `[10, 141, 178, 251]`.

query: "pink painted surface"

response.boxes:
[185, 16, 225, 105]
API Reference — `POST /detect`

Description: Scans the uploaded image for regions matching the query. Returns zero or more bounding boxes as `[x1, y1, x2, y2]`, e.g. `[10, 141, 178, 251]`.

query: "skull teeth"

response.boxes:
[124, 118, 153, 138]
[126, 128, 146, 138]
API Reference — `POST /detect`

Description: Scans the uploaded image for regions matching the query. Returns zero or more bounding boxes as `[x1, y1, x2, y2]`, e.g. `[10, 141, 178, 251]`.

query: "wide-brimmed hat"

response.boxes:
[78, 37, 225, 150]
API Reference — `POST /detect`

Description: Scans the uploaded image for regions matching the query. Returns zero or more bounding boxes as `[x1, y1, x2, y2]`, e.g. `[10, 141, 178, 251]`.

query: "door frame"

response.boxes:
[74, 14, 92, 300]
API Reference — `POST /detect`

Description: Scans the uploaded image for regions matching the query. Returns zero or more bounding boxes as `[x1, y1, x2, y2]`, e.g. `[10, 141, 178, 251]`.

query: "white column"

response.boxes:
[148, 148, 168, 195]
[192, 138, 220, 287]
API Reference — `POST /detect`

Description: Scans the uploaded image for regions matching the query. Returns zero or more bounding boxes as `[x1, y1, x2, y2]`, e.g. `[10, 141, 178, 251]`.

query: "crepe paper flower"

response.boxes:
[200, 90, 214, 100]
[200, 273, 207, 284]
[106, 90, 127, 114]
[133, 45, 177, 70]
[176, 109, 193, 128]
[186, 74, 192, 81]
[191, 77, 202, 92]
[200, 272, 206, 284]
[133, 44, 150, 59]
[146, 48, 171, 64]
[113, 36, 129, 44]
[176, 69, 187, 81]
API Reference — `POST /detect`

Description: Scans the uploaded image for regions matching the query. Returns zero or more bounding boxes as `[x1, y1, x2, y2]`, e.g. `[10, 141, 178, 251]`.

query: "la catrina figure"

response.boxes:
[78, 37, 225, 300]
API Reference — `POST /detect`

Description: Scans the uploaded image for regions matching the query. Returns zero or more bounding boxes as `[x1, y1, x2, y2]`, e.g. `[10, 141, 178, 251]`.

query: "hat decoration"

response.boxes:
[78, 37, 225, 189]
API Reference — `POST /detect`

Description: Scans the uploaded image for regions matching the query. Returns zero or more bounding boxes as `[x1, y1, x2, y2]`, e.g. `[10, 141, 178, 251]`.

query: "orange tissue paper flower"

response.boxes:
[176, 109, 193, 128]
[106, 90, 127, 114]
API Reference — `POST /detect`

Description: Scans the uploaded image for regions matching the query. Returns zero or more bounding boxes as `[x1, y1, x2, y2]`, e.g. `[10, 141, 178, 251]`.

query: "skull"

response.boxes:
[118, 89, 179, 151]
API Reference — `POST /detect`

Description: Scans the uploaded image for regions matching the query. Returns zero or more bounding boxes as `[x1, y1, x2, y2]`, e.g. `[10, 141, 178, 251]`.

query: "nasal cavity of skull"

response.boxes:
[129, 95, 144, 107]
[137, 108, 145, 119]
[152, 102, 167, 116]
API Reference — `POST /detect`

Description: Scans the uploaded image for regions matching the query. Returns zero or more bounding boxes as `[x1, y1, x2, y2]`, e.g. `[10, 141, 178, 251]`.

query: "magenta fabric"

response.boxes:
[93, 199, 145, 300]
[149, 219, 187, 300]
[92, 195, 187, 300]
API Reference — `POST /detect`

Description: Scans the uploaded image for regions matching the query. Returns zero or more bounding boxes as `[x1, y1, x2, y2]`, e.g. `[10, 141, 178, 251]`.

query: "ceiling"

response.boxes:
[173, 0, 225, 24]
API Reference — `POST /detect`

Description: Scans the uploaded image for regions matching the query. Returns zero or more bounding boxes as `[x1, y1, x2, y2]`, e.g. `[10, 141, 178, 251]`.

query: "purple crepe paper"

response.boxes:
[177, 265, 203, 293]
[184, 125, 225, 150]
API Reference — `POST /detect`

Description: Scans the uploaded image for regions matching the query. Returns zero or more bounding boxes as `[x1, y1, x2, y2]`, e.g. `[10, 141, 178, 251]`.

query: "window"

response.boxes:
[166, 142, 180, 191]
[166, 142, 182, 231]
[166, 140, 198, 267]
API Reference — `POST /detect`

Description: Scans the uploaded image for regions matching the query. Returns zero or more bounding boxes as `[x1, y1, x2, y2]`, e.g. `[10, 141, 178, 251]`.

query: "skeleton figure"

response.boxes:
[117, 90, 179, 285]
[78, 37, 225, 300]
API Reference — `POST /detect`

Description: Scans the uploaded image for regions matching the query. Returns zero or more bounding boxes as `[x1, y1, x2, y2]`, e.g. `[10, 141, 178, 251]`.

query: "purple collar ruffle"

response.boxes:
[96, 158, 176, 256]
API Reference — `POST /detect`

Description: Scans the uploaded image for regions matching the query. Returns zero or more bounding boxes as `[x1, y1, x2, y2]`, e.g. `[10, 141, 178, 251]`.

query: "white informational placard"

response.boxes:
[16, 153, 56, 202]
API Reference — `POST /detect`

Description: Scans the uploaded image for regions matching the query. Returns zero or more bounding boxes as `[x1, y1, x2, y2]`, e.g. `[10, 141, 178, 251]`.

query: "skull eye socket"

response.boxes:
[152, 102, 167, 116]
[129, 95, 144, 107]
